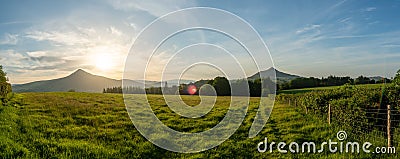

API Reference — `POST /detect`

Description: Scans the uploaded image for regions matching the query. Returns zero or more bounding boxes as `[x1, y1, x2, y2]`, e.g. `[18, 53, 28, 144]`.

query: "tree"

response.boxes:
[0, 65, 12, 98]
[395, 69, 400, 83]
[262, 77, 276, 95]
[212, 77, 231, 96]
[0, 65, 6, 82]
[385, 69, 400, 109]
[355, 76, 370, 85]
[248, 79, 261, 97]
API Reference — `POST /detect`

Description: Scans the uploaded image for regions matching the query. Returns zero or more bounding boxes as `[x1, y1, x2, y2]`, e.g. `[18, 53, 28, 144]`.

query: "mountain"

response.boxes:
[12, 68, 301, 93]
[368, 76, 386, 81]
[12, 69, 194, 93]
[247, 67, 301, 82]
[12, 69, 121, 92]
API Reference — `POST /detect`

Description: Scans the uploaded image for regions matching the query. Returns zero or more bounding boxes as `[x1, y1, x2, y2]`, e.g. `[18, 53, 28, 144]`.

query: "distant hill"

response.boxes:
[12, 68, 300, 93]
[12, 69, 194, 93]
[247, 67, 301, 82]
[13, 69, 122, 92]
[368, 76, 385, 82]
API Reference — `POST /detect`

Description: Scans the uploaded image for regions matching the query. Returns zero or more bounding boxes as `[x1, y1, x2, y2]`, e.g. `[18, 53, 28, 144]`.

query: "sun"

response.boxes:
[94, 54, 113, 71]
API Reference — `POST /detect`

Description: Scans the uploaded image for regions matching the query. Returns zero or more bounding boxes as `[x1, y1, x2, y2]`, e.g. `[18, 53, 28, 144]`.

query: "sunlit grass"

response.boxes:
[0, 92, 396, 158]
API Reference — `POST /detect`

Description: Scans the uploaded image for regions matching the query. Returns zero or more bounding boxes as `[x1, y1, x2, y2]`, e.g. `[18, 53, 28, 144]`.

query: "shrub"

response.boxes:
[0, 82, 12, 99]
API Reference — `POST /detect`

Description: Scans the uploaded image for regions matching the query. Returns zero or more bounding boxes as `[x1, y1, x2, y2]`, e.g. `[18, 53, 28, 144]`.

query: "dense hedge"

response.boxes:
[276, 83, 400, 133]
[0, 81, 12, 98]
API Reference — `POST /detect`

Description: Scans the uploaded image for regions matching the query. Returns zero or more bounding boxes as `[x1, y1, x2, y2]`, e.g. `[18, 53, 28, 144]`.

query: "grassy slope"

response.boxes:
[0, 92, 394, 158]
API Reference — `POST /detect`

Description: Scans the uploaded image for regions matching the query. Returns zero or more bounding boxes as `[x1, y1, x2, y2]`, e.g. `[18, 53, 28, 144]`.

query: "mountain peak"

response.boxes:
[266, 67, 277, 71]
[248, 67, 301, 81]
[12, 68, 121, 93]
[70, 69, 91, 76]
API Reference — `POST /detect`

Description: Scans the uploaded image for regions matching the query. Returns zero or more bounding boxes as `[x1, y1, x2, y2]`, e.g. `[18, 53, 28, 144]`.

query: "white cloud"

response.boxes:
[0, 50, 30, 70]
[106, 0, 195, 17]
[364, 7, 376, 12]
[109, 26, 122, 36]
[25, 24, 132, 77]
[1, 1, 199, 83]
[0, 33, 18, 45]
[26, 51, 48, 57]
[338, 17, 351, 23]
[330, 0, 347, 10]
[296, 24, 321, 34]
[382, 44, 400, 48]
[25, 30, 91, 46]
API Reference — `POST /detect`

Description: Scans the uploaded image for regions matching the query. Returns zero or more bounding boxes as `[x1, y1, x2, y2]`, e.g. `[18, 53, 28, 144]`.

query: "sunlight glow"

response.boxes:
[89, 45, 122, 72]
[95, 54, 113, 71]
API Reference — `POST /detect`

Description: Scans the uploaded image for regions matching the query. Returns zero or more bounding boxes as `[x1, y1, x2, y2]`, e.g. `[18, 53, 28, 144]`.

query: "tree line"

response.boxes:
[103, 74, 392, 96]
[103, 76, 276, 97]
[278, 75, 391, 90]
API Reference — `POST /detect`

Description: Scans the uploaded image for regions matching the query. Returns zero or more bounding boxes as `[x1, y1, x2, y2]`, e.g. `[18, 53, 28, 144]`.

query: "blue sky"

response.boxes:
[0, 0, 399, 83]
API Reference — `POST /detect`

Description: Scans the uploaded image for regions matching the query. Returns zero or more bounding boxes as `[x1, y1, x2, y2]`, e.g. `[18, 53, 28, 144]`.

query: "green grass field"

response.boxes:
[278, 83, 386, 94]
[0, 92, 396, 158]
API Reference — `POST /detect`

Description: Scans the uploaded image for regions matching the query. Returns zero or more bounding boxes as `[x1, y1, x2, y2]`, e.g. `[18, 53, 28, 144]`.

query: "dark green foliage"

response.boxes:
[376, 77, 391, 84]
[0, 82, 12, 98]
[248, 78, 261, 97]
[0, 65, 7, 82]
[278, 75, 384, 90]
[0, 65, 12, 99]
[289, 77, 320, 89]
[104, 76, 277, 97]
[103, 86, 123, 93]
[385, 69, 400, 110]
[277, 81, 400, 134]
[355, 75, 372, 84]
[212, 76, 231, 96]
[393, 69, 400, 85]
[193, 79, 212, 88]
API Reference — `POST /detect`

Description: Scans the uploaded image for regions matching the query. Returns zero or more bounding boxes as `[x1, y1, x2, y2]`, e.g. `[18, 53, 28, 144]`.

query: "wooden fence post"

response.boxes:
[387, 105, 391, 148]
[328, 104, 331, 125]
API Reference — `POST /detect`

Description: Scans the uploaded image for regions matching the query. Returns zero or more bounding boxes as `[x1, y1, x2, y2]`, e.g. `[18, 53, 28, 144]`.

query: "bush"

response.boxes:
[0, 65, 12, 101]
[276, 83, 399, 132]
[0, 82, 12, 99]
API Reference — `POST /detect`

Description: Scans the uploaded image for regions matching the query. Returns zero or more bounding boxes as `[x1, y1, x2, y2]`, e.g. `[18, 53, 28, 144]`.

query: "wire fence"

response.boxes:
[282, 98, 399, 149]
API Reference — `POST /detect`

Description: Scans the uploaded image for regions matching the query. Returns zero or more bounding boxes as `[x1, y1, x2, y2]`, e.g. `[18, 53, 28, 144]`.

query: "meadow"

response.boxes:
[0, 92, 397, 158]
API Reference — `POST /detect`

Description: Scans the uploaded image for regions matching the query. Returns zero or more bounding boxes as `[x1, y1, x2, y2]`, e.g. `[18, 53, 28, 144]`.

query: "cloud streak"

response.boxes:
[106, 0, 195, 17]
[0, 33, 18, 45]
[296, 24, 321, 34]
[364, 7, 376, 12]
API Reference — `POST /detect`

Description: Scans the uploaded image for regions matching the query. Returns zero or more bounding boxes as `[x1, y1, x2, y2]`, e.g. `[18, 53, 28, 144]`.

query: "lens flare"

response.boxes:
[187, 85, 197, 95]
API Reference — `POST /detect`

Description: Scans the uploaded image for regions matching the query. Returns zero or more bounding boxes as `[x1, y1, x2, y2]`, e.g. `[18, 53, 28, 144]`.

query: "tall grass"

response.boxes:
[0, 92, 395, 158]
